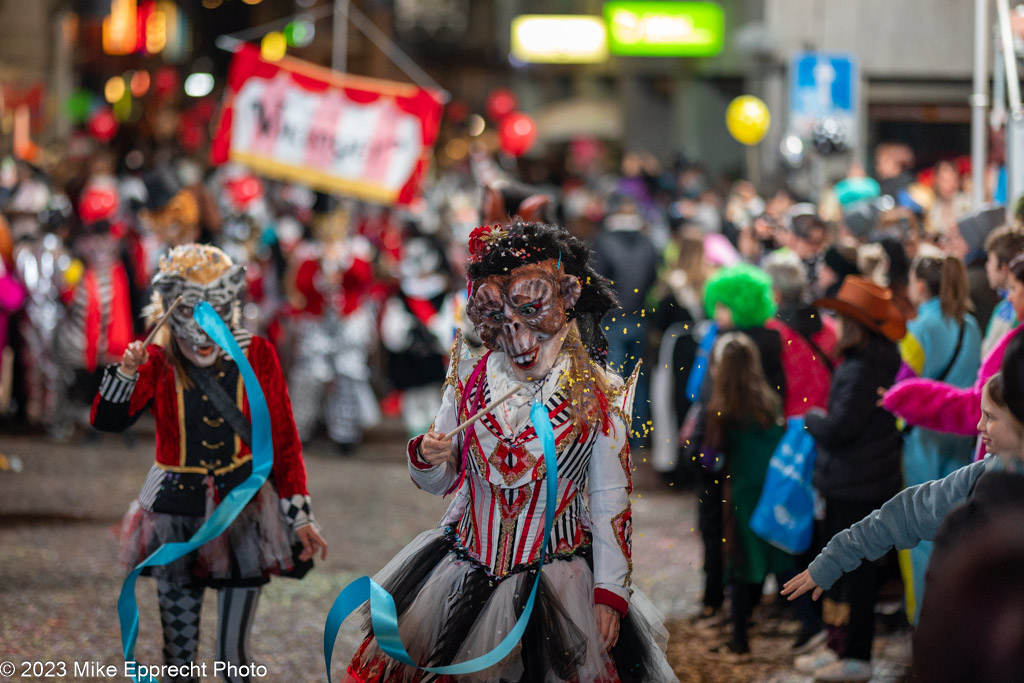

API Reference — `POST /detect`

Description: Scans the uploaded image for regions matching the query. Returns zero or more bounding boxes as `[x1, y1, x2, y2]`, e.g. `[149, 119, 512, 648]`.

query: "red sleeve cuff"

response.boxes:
[594, 588, 629, 617]
[408, 435, 434, 470]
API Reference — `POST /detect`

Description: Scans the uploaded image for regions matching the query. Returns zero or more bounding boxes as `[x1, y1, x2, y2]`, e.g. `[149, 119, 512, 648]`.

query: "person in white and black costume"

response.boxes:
[344, 222, 674, 682]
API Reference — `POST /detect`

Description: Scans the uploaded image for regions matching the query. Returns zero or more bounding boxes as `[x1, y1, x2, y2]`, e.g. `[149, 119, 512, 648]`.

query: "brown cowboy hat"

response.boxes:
[814, 275, 906, 341]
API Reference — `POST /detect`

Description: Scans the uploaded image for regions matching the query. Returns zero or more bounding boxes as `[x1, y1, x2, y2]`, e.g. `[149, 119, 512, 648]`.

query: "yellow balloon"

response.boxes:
[261, 32, 287, 62]
[65, 259, 84, 287]
[726, 95, 771, 146]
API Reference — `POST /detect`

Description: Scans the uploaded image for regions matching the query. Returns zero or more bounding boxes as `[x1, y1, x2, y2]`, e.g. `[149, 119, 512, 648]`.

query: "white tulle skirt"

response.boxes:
[343, 528, 677, 683]
[117, 480, 305, 587]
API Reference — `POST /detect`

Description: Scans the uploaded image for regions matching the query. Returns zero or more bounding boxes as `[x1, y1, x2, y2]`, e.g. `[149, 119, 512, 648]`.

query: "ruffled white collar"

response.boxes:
[486, 350, 568, 437]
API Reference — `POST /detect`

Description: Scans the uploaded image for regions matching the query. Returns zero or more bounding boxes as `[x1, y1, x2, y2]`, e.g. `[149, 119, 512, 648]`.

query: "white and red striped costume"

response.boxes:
[408, 337, 638, 616]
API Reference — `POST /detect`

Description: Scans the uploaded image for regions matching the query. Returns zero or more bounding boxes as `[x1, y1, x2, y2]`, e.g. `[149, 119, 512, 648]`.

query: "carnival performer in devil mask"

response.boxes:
[90, 244, 327, 683]
[344, 222, 674, 682]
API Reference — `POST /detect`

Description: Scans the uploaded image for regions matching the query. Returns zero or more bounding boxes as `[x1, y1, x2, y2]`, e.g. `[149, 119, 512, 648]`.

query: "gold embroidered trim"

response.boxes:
[468, 435, 492, 478]
[154, 453, 253, 476]
[610, 508, 633, 586]
[203, 416, 225, 427]
[617, 441, 633, 494]
[202, 440, 225, 450]
[234, 368, 244, 458]
[176, 342, 249, 468]
[442, 330, 464, 399]
[177, 382, 187, 467]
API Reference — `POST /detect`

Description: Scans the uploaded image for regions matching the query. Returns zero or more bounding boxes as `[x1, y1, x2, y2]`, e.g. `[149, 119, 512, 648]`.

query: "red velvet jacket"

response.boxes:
[90, 334, 308, 499]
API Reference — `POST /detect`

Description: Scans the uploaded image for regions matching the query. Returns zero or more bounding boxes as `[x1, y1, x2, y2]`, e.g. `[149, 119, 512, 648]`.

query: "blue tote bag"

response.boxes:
[749, 417, 817, 555]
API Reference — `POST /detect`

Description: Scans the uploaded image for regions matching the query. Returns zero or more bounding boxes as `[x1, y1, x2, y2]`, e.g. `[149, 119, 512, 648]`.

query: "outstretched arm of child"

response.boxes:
[782, 459, 987, 600]
[781, 570, 823, 601]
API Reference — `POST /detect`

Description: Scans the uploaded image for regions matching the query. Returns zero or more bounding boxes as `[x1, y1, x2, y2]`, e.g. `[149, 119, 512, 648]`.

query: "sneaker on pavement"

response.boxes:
[813, 658, 872, 681]
[794, 646, 838, 675]
[707, 640, 751, 663]
[690, 606, 727, 631]
[792, 627, 828, 654]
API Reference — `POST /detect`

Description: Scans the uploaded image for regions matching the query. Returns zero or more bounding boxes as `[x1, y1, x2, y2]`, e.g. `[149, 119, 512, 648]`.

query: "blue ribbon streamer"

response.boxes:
[117, 302, 274, 683]
[323, 397, 558, 681]
[685, 321, 718, 401]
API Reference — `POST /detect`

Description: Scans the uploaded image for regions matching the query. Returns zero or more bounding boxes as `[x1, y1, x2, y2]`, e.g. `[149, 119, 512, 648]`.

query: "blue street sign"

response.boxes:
[791, 52, 856, 120]
[790, 52, 856, 144]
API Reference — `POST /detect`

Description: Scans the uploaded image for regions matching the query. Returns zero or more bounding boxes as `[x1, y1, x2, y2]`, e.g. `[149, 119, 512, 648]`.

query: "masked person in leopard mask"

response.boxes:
[90, 244, 327, 683]
[343, 222, 674, 683]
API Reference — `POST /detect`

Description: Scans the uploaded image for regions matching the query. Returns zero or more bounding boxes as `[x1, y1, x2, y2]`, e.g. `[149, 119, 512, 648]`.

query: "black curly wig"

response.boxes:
[467, 221, 618, 363]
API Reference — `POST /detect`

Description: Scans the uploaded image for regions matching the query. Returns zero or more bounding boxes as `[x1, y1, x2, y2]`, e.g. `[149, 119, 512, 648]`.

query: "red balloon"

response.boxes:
[226, 175, 264, 209]
[87, 108, 118, 142]
[80, 184, 120, 224]
[498, 112, 537, 157]
[486, 88, 517, 122]
[180, 123, 204, 152]
[154, 67, 180, 98]
[192, 99, 216, 120]
[445, 100, 469, 124]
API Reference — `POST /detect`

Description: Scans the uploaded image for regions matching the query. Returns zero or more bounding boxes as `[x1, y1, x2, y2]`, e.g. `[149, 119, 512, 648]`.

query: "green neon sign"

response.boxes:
[604, 1, 724, 57]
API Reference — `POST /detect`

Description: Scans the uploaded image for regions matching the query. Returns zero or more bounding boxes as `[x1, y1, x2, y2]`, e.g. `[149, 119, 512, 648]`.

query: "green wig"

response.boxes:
[703, 264, 777, 328]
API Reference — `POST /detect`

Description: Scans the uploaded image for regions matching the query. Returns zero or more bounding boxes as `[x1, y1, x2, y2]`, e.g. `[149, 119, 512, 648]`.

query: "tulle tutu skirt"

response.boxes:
[344, 528, 677, 683]
[117, 479, 301, 587]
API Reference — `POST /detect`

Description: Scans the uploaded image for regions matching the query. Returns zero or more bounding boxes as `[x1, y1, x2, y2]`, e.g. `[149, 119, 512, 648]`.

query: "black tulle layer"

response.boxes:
[360, 530, 663, 682]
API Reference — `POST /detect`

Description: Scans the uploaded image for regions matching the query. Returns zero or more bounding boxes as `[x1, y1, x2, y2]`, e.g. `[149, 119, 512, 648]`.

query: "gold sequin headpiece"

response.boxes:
[157, 244, 235, 285]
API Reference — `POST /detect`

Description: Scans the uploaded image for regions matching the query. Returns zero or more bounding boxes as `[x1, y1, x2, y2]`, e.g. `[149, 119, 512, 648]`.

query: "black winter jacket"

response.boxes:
[808, 334, 902, 504]
[591, 230, 660, 314]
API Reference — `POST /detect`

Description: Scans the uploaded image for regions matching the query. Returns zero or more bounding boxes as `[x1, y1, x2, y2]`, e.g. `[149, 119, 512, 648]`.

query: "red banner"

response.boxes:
[212, 45, 444, 207]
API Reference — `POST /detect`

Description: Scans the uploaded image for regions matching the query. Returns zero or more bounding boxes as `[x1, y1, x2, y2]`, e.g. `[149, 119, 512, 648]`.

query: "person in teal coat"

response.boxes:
[897, 253, 981, 623]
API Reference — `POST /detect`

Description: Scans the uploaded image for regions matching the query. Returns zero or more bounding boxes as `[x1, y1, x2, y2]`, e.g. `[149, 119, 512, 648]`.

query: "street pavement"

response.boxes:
[0, 420, 910, 682]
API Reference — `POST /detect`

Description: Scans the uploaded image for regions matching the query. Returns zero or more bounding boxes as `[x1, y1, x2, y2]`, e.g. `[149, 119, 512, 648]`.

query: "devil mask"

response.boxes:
[150, 244, 245, 367]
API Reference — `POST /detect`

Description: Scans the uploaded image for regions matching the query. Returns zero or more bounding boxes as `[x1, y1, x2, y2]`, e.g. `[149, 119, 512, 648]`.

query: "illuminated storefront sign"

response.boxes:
[511, 15, 608, 64]
[604, 1, 724, 57]
[102, 0, 138, 55]
[102, 0, 185, 56]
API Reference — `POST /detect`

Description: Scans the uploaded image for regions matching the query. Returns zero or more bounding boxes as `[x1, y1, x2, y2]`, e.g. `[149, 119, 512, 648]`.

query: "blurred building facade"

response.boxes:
[0, 0, 989, 178]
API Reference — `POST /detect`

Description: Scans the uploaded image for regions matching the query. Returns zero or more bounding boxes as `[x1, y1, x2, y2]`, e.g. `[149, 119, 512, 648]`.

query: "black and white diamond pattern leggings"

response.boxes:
[156, 579, 262, 683]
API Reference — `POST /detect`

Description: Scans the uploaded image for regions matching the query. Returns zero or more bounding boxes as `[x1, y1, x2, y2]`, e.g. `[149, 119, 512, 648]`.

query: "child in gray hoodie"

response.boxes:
[782, 338, 1024, 681]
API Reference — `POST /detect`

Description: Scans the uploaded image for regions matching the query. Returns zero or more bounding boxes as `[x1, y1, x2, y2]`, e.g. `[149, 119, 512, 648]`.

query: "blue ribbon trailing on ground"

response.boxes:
[117, 302, 273, 683]
[323, 397, 558, 681]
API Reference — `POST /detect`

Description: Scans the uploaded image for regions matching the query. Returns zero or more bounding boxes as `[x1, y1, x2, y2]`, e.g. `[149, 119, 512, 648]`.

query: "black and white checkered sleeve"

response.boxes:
[98, 366, 138, 403]
[280, 494, 315, 529]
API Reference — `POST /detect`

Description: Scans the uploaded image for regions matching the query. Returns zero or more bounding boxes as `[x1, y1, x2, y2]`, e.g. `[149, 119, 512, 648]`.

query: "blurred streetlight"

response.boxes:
[184, 73, 214, 98]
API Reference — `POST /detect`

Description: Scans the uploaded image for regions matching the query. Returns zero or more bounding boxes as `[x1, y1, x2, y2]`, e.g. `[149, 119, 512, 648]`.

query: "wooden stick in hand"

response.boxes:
[142, 295, 183, 347]
[445, 384, 524, 439]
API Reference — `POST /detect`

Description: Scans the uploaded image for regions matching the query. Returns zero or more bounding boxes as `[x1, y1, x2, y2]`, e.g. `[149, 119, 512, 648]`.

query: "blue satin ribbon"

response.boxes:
[118, 302, 274, 683]
[323, 397, 558, 681]
[685, 321, 718, 401]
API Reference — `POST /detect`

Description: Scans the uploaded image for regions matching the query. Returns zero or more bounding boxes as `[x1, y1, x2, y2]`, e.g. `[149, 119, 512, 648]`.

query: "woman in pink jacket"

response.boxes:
[883, 253, 1024, 460]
